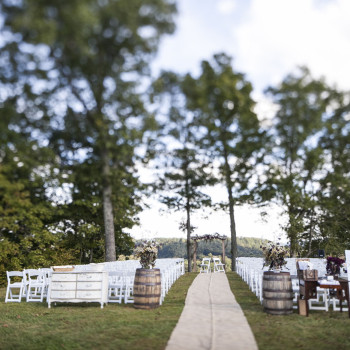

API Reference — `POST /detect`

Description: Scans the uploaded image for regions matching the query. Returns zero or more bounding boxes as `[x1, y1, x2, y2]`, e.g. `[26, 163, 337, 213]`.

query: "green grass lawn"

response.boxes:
[3, 272, 350, 350]
[226, 272, 350, 350]
[0, 273, 197, 350]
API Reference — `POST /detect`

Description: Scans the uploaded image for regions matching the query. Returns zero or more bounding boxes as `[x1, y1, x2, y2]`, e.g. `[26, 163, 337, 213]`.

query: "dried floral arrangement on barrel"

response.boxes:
[135, 240, 159, 269]
[260, 239, 289, 271]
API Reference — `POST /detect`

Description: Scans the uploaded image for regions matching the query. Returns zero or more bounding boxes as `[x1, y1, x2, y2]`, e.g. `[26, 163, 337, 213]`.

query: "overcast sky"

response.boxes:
[128, 0, 350, 241]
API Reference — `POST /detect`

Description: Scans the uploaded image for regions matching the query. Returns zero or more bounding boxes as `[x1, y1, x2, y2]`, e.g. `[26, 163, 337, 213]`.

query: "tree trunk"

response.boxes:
[186, 205, 192, 272]
[287, 204, 298, 257]
[222, 239, 226, 268]
[193, 241, 197, 272]
[307, 215, 314, 257]
[185, 179, 192, 272]
[228, 189, 237, 271]
[223, 147, 237, 271]
[101, 147, 116, 262]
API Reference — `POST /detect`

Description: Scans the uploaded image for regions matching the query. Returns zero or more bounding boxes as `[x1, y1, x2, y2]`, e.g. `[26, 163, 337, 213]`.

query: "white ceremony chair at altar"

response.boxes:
[213, 258, 225, 273]
[5, 271, 25, 303]
[200, 258, 211, 273]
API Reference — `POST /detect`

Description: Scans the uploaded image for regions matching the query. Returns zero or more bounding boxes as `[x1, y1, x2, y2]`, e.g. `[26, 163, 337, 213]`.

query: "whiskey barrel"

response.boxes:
[262, 271, 293, 315]
[133, 268, 161, 309]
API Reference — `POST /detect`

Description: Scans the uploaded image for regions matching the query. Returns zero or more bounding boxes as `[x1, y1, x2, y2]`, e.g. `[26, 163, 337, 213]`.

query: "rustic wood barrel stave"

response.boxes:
[262, 271, 293, 315]
[133, 268, 161, 309]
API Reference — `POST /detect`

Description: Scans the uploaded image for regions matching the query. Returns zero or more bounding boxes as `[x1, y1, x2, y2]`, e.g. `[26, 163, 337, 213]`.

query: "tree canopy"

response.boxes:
[0, 1, 349, 280]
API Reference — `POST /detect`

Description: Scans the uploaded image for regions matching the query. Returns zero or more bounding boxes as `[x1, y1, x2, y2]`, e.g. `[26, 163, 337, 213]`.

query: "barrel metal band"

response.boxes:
[134, 282, 161, 286]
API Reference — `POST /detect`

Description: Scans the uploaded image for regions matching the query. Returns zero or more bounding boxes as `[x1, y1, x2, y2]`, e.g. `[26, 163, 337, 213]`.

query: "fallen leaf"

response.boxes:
[3, 324, 9, 327]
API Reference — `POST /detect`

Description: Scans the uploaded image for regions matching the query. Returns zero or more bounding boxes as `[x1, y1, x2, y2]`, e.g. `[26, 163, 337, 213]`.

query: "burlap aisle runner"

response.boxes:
[166, 273, 258, 350]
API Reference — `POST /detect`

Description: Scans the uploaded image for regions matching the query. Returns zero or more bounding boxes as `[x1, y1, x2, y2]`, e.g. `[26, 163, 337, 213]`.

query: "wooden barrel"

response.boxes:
[133, 268, 161, 309]
[262, 271, 293, 315]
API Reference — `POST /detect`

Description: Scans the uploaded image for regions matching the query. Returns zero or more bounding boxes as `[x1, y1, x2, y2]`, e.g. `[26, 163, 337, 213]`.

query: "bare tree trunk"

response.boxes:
[186, 206, 192, 272]
[223, 147, 237, 271]
[222, 239, 226, 269]
[287, 204, 298, 257]
[102, 147, 116, 262]
[228, 189, 237, 271]
[185, 177, 192, 272]
[307, 215, 314, 257]
[193, 241, 197, 272]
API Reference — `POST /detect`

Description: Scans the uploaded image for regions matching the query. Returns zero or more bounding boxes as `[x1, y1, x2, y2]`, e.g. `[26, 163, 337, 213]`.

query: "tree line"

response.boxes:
[155, 237, 265, 259]
[0, 0, 349, 278]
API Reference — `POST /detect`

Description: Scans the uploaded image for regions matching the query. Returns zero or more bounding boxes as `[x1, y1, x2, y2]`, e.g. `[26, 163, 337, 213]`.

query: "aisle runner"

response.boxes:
[166, 273, 258, 350]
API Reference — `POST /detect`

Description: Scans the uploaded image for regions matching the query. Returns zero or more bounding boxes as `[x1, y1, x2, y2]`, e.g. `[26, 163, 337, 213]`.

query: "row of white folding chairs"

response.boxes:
[236, 260, 302, 308]
[91, 258, 185, 305]
[236, 258, 347, 312]
[236, 262, 265, 303]
[155, 259, 184, 304]
[108, 269, 136, 304]
[5, 258, 185, 306]
[5, 268, 52, 303]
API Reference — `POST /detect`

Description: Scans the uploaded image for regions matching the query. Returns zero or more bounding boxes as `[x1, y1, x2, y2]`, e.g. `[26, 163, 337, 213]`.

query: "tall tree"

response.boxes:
[2, 0, 177, 261]
[317, 87, 350, 254]
[265, 67, 329, 256]
[0, 105, 74, 284]
[181, 53, 265, 271]
[151, 72, 216, 272]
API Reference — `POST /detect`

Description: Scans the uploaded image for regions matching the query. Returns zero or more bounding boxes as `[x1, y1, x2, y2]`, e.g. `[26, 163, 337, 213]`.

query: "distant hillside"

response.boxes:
[137, 237, 268, 259]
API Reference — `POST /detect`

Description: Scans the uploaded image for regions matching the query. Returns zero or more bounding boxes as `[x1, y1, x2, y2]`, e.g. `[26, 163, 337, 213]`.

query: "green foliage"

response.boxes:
[0, 170, 76, 285]
[181, 53, 266, 270]
[0, 0, 177, 266]
[151, 70, 218, 271]
[1, 0, 350, 278]
[264, 67, 337, 256]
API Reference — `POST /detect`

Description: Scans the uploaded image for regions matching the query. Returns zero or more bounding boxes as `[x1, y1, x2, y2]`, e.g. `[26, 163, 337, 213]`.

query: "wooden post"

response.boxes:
[193, 241, 197, 272]
[222, 239, 226, 269]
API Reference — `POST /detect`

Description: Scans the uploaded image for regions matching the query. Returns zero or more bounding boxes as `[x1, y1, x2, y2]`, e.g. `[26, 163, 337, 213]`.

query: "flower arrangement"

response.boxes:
[135, 240, 159, 269]
[260, 240, 289, 271]
[326, 256, 345, 275]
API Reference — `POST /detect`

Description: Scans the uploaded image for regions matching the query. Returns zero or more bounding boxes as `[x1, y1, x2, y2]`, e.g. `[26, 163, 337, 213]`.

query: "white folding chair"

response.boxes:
[213, 258, 225, 273]
[25, 269, 46, 302]
[5, 271, 25, 302]
[108, 271, 124, 304]
[124, 271, 135, 304]
[200, 258, 211, 273]
[39, 268, 52, 300]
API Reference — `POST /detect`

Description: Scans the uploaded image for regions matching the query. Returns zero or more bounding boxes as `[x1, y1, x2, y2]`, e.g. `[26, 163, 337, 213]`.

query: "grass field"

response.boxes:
[2, 272, 350, 350]
[226, 272, 350, 350]
[0, 273, 196, 350]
